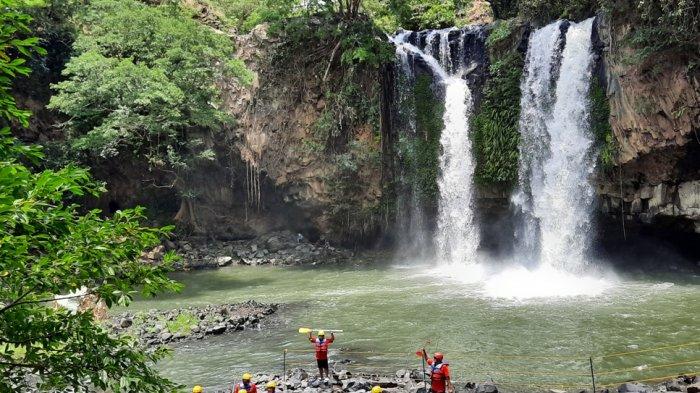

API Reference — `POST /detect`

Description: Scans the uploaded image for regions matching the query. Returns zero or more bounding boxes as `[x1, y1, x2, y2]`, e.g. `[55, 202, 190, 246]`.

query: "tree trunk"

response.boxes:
[174, 198, 201, 233]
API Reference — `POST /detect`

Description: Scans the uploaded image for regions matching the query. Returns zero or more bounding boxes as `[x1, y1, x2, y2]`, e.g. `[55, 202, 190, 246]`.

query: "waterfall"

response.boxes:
[392, 28, 480, 265]
[514, 18, 597, 272]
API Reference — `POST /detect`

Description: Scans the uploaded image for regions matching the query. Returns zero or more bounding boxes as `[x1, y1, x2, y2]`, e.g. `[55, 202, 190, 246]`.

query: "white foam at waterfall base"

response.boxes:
[404, 255, 616, 300]
[480, 265, 615, 299]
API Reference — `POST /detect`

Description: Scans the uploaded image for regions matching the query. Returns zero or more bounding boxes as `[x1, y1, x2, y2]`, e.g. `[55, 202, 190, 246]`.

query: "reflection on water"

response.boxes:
[124, 264, 700, 391]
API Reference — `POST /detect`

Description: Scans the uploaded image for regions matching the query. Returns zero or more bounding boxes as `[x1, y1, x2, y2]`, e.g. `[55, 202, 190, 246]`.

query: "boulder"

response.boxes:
[475, 382, 498, 393]
[119, 317, 133, 329]
[344, 378, 372, 391]
[216, 256, 233, 267]
[618, 382, 651, 393]
[377, 378, 398, 388]
[206, 323, 227, 335]
[688, 384, 700, 393]
[160, 332, 173, 342]
[665, 380, 683, 392]
[266, 236, 285, 252]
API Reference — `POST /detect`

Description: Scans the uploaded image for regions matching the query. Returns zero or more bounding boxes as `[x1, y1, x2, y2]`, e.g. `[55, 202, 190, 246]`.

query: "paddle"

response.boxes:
[298, 327, 344, 334]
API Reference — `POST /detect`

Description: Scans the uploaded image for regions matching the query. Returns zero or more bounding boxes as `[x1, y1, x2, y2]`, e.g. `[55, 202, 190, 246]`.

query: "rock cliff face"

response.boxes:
[214, 24, 383, 244]
[596, 10, 700, 243]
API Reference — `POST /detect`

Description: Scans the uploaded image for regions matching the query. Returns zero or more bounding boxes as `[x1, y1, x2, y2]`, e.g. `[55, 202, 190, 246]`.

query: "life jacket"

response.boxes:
[313, 338, 331, 360]
[429, 362, 448, 392]
[236, 382, 257, 393]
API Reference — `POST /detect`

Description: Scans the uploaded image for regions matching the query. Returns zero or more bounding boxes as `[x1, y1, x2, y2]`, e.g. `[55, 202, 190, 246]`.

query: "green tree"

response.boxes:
[48, 0, 252, 228]
[0, 0, 46, 127]
[0, 2, 182, 391]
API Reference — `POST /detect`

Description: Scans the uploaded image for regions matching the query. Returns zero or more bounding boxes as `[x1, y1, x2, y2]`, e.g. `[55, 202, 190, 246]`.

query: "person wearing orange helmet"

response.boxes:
[422, 349, 453, 393]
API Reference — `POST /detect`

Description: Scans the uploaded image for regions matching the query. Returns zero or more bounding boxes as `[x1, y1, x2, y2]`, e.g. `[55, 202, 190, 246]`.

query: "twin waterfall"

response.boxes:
[392, 18, 598, 274]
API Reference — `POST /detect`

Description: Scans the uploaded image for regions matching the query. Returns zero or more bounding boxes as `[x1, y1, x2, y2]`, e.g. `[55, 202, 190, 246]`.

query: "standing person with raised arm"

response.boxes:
[308, 330, 335, 383]
[422, 349, 453, 393]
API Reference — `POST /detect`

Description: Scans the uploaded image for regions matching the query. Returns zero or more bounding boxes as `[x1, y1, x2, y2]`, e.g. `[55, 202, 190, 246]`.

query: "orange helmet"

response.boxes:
[434, 352, 444, 361]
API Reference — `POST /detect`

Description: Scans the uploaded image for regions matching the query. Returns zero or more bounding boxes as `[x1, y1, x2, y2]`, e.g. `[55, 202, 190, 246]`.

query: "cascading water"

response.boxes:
[392, 29, 480, 265]
[514, 17, 598, 273]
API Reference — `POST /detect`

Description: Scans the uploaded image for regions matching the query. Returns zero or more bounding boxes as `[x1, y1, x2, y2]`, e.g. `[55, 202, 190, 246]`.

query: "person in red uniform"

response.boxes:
[308, 330, 335, 382]
[233, 373, 257, 393]
[422, 349, 453, 393]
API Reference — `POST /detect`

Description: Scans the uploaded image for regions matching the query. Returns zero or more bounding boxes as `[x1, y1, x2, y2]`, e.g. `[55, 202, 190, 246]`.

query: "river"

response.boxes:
[124, 261, 700, 391]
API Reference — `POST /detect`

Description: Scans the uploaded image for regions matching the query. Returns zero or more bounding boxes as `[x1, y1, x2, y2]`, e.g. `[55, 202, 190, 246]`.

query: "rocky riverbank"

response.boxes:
[194, 368, 699, 393]
[144, 230, 354, 270]
[105, 301, 277, 347]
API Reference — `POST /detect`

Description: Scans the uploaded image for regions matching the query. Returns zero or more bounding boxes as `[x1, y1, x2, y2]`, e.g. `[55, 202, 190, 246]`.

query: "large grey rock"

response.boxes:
[206, 323, 227, 335]
[475, 382, 498, 393]
[344, 378, 372, 391]
[665, 380, 683, 392]
[679, 180, 700, 217]
[216, 256, 233, 267]
[687, 383, 700, 393]
[160, 332, 173, 342]
[618, 382, 651, 393]
[119, 317, 132, 329]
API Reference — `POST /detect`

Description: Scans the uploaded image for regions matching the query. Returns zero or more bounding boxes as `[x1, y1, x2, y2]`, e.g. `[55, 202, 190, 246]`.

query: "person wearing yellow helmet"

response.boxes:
[233, 372, 257, 393]
[371, 386, 383, 393]
[265, 381, 277, 393]
[308, 329, 335, 383]
[193, 386, 203, 393]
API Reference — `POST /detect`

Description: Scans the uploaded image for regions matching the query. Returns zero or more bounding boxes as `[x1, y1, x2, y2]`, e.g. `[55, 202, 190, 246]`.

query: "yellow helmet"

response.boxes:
[317, 330, 325, 336]
[242, 373, 252, 381]
[371, 386, 383, 393]
[193, 386, 203, 393]
[266, 381, 277, 389]
[239, 390, 247, 393]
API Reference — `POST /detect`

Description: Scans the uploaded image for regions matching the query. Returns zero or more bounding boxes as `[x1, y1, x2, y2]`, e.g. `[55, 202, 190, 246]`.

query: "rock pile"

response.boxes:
[165, 231, 352, 270]
[201, 367, 503, 393]
[197, 370, 699, 393]
[105, 301, 277, 347]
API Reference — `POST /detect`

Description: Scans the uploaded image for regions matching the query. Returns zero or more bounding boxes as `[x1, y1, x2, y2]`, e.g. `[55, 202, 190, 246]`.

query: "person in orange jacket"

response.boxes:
[308, 330, 335, 382]
[422, 349, 453, 393]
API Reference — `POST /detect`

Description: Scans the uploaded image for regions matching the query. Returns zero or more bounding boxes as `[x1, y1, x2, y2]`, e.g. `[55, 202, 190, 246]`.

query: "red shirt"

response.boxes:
[234, 382, 258, 393]
[426, 359, 450, 393]
[309, 336, 334, 360]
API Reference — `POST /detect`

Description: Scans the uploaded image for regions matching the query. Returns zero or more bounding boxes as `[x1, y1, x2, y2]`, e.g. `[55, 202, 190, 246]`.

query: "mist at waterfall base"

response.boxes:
[391, 19, 623, 299]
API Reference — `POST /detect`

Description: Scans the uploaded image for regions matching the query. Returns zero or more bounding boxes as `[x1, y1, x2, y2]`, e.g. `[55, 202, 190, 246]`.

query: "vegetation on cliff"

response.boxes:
[1, 2, 181, 390]
[397, 75, 443, 209]
[472, 19, 524, 188]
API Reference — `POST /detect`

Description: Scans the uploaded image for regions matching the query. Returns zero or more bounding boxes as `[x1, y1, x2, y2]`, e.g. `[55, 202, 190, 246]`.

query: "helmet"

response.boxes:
[266, 381, 277, 389]
[318, 330, 325, 336]
[193, 386, 203, 393]
[242, 373, 252, 381]
[434, 352, 444, 361]
[240, 390, 247, 393]
[371, 386, 383, 393]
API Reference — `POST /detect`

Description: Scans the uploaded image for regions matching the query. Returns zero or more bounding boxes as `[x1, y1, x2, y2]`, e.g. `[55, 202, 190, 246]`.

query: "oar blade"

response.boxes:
[298, 327, 312, 334]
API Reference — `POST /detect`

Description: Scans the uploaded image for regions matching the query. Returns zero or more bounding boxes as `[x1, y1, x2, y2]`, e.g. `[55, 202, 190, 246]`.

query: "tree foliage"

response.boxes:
[0, 2, 182, 391]
[603, 0, 700, 62]
[48, 0, 249, 173]
[0, 0, 46, 127]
